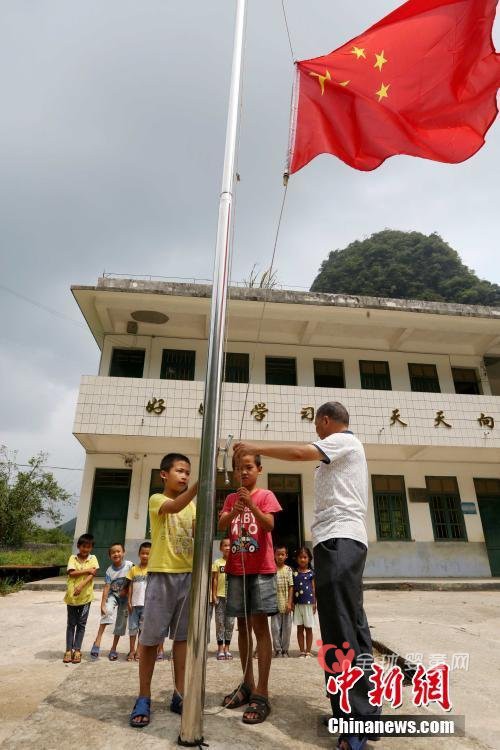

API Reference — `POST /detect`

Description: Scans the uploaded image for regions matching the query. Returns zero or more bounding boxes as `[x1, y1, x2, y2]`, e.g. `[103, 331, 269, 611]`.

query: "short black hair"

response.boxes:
[219, 538, 230, 549]
[232, 452, 262, 470]
[316, 401, 349, 426]
[295, 546, 312, 563]
[160, 453, 191, 472]
[77, 533, 94, 547]
[108, 542, 124, 553]
[139, 541, 152, 552]
[274, 544, 288, 553]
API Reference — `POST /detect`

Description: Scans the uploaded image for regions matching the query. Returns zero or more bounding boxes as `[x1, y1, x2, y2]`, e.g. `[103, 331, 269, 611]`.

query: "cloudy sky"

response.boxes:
[1, 1, 499, 521]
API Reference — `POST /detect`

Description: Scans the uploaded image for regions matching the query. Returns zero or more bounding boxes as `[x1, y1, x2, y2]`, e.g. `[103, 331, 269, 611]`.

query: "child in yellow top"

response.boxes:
[126, 541, 151, 661]
[63, 533, 99, 664]
[130, 452, 197, 728]
[211, 538, 235, 660]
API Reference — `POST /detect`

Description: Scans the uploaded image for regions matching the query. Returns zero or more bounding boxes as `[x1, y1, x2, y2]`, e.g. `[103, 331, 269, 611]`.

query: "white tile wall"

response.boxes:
[74, 376, 500, 449]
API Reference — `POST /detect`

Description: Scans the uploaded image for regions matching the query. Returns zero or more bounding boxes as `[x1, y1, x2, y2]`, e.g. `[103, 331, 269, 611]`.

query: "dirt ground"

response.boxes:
[0, 588, 497, 749]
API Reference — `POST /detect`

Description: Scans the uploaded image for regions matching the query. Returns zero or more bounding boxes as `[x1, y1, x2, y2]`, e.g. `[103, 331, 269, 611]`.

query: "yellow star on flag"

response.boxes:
[376, 82, 390, 102]
[374, 50, 388, 71]
[351, 46, 366, 60]
[310, 69, 331, 95]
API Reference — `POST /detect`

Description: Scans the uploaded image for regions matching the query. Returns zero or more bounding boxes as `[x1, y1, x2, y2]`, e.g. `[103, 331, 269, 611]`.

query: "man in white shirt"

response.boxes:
[234, 401, 378, 750]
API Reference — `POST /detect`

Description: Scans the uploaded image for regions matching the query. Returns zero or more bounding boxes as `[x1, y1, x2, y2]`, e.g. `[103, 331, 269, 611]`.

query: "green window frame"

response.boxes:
[160, 349, 195, 380]
[426, 476, 467, 541]
[109, 348, 145, 378]
[265, 356, 297, 386]
[452, 367, 481, 395]
[314, 359, 345, 388]
[372, 475, 411, 541]
[408, 363, 441, 393]
[360, 360, 392, 390]
[225, 352, 249, 383]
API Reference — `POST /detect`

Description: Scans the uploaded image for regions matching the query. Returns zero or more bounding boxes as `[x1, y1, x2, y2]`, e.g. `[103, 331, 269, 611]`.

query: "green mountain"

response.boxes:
[310, 230, 500, 306]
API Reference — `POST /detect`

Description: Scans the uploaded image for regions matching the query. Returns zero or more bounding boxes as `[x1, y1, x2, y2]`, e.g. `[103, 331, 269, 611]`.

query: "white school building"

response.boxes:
[71, 277, 500, 577]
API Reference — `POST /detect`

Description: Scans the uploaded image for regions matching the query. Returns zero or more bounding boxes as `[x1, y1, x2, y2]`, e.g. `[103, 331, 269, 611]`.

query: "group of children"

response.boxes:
[63, 449, 316, 729]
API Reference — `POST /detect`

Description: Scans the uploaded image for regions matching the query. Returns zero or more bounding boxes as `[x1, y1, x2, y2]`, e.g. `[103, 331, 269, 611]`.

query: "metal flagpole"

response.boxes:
[179, 0, 247, 744]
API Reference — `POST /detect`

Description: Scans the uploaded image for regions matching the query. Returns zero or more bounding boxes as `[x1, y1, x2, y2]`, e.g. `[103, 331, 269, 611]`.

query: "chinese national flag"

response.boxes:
[288, 0, 500, 172]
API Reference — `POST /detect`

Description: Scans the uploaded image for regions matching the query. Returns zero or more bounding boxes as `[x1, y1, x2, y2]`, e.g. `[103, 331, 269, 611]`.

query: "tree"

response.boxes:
[0, 447, 71, 547]
[310, 230, 500, 306]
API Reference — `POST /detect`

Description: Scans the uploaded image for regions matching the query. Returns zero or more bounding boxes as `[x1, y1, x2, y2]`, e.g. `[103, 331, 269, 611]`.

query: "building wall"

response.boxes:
[98, 334, 490, 394]
[75, 449, 495, 576]
[74, 376, 500, 450]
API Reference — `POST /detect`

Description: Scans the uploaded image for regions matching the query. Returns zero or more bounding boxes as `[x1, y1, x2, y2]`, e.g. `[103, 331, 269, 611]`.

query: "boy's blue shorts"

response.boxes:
[226, 573, 277, 618]
[128, 605, 144, 636]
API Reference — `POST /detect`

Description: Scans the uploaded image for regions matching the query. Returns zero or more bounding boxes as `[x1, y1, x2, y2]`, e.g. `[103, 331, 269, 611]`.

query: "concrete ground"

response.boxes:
[0, 588, 498, 749]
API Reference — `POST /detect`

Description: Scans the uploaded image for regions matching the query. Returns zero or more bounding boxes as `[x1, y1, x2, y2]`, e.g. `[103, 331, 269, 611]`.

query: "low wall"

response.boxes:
[365, 541, 491, 577]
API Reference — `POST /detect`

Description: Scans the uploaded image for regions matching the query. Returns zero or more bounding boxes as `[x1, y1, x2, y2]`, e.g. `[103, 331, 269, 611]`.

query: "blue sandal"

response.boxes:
[90, 644, 100, 659]
[108, 650, 118, 661]
[130, 696, 151, 728]
[170, 691, 183, 715]
[337, 735, 368, 750]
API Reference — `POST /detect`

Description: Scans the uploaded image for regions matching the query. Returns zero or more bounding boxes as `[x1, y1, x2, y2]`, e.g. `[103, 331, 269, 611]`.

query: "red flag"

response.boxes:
[288, 0, 500, 173]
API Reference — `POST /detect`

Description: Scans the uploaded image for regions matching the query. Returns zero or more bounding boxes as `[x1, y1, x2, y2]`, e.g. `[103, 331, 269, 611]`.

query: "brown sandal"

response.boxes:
[72, 650, 82, 664]
[242, 694, 271, 724]
[63, 650, 72, 663]
[222, 682, 252, 709]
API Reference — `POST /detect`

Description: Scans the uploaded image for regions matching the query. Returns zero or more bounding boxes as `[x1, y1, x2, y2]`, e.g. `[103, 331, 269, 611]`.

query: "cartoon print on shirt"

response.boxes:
[230, 509, 260, 554]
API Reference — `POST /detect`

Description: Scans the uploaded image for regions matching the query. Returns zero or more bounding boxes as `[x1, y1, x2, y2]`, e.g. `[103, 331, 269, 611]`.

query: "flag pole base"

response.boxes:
[177, 734, 206, 748]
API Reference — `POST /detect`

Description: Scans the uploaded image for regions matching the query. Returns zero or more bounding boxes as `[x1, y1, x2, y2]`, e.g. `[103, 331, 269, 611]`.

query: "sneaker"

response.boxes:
[282, 650, 289, 657]
[274, 650, 282, 658]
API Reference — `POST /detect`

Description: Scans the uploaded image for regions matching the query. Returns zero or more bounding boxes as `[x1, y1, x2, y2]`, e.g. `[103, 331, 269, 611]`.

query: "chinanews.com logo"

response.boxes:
[317, 639, 452, 712]
[316, 640, 466, 738]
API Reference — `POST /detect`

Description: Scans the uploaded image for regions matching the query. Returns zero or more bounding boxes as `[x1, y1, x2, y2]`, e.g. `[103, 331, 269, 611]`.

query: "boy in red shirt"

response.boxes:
[218, 452, 281, 725]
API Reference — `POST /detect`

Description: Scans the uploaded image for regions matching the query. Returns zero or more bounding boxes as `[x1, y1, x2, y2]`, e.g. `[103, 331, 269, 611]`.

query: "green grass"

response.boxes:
[0, 544, 71, 567]
[0, 577, 24, 596]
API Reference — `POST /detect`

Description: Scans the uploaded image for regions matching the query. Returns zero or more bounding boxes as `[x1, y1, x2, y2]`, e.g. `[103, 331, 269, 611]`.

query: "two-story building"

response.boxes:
[71, 277, 500, 577]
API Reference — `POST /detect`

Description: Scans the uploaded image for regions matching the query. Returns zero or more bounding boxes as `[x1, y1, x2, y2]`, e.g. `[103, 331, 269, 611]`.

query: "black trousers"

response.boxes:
[314, 537, 379, 720]
[66, 603, 91, 651]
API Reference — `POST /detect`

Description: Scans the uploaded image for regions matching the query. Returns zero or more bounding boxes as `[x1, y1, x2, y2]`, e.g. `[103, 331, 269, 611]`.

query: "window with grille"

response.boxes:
[225, 352, 249, 383]
[372, 475, 411, 540]
[474, 478, 500, 496]
[426, 476, 467, 541]
[452, 367, 480, 395]
[314, 360, 345, 388]
[160, 349, 195, 380]
[265, 356, 297, 386]
[408, 363, 441, 393]
[109, 348, 145, 378]
[359, 360, 392, 390]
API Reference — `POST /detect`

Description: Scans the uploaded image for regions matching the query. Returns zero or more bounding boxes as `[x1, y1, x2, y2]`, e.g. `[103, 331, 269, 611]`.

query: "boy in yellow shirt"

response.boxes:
[126, 541, 151, 661]
[130, 453, 197, 728]
[211, 538, 235, 660]
[63, 533, 99, 664]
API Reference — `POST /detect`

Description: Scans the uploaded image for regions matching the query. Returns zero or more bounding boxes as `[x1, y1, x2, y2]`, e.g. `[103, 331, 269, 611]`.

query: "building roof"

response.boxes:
[71, 277, 500, 356]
